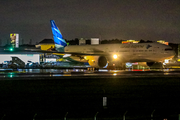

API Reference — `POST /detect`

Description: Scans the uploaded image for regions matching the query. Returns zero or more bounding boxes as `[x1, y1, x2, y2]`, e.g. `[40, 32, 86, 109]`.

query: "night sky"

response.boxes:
[0, 0, 180, 45]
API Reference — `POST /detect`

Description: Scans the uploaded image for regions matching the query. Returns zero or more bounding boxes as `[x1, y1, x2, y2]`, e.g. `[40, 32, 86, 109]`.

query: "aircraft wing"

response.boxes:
[25, 48, 107, 56]
[3, 48, 108, 56]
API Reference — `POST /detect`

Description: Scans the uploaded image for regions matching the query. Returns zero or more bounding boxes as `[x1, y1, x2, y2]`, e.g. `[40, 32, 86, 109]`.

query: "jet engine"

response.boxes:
[87, 56, 107, 68]
[146, 62, 155, 67]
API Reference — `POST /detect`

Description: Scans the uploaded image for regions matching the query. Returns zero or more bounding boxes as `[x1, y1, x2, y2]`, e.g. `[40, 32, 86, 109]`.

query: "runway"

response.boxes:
[0, 68, 180, 79]
[0, 69, 180, 120]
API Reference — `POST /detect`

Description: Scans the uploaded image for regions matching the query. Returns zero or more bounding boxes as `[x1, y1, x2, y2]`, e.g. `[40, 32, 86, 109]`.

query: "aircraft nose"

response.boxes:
[166, 47, 176, 57]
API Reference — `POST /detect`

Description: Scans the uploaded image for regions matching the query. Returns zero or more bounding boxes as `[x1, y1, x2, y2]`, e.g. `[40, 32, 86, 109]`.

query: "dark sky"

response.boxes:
[0, 0, 180, 45]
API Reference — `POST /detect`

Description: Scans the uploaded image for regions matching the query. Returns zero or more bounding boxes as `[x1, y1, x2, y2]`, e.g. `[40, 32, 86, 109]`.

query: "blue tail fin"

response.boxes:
[50, 20, 67, 52]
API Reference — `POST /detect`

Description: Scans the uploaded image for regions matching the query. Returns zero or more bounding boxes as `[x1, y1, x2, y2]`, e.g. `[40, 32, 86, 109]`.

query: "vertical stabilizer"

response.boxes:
[50, 20, 67, 52]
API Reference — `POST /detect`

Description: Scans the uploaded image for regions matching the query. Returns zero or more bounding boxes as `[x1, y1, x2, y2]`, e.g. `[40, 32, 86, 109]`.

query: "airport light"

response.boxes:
[33, 113, 37, 120]
[94, 112, 99, 120]
[64, 112, 68, 120]
[164, 59, 169, 63]
[8, 73, 15, 78]
[1, 114, 6, 120]
[123, 111, 128, 120]
[9, 48, 14, 51]
[113, 54, 117, 59]
[113, 73, 117, 76]
[151, 109, 155, 120]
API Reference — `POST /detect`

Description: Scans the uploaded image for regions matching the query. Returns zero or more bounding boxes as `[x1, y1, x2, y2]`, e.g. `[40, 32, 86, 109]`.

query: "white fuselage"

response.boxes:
[64, 43, 175, 63]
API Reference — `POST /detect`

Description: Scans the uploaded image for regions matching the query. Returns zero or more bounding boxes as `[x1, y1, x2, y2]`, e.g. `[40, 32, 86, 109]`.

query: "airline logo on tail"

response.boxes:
[50, 20, 67, 47]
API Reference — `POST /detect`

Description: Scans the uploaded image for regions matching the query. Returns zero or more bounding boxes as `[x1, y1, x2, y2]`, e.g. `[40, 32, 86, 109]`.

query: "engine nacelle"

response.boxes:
[68, 56, 88, 63]
[146, 62, 155, 67]
[86, 56, 107, 68]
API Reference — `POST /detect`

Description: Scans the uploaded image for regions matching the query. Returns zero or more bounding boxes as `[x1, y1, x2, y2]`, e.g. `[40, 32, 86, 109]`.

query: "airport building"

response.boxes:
[122, 40, 139, 44]
[79, 38, 86, 45]
[91, 38, 100, 45]
[0, 38, 89, 69]
[10, 33, 19, 48]
[0, 50, 41, 68]
[35, 39, 55, 50]
[79, 38, 100, 45]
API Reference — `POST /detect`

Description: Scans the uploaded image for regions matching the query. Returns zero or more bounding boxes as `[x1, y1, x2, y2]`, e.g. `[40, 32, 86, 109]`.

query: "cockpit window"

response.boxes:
[165, 48, 173, 51]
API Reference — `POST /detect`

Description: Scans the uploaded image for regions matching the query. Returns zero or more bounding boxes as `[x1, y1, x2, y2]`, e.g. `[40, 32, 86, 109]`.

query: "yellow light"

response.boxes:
[113, 54, 117, 59]
[113, 73, 117, 76]
[164, 59, 169, 63]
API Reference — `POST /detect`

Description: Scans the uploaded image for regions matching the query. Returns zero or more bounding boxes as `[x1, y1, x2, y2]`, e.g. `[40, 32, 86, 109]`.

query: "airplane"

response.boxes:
[50, 20, 175, 69]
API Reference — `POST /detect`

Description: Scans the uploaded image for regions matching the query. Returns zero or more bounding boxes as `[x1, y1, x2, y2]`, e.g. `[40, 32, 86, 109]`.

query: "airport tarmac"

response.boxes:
[0, 69, 180, 120]
[0, 68, 180, 79]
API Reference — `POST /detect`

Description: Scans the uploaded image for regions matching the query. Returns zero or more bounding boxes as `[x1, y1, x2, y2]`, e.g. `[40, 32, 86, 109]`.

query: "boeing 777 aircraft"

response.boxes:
[50, 20, 175, 69]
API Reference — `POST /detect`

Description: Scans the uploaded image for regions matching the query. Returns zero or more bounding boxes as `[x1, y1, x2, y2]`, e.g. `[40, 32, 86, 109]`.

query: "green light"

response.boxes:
[10, 48, 13, 51]
[8, 73, 15, 78]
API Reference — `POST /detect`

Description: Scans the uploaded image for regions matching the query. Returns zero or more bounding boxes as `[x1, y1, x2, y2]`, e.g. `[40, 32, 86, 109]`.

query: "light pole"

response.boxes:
[151, 109, 155, 120]
[123, 111, 128, 120]
[102, 89, 107, 108]
[64, 112, 68, 120]
[1, 114, 6, 120]
[33, 113, 37, 120]
[94, 112, 99, 120]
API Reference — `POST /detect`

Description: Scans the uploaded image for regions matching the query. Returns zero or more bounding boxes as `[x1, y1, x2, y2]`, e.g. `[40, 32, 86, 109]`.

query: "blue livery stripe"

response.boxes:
[50, 20, 67, 47]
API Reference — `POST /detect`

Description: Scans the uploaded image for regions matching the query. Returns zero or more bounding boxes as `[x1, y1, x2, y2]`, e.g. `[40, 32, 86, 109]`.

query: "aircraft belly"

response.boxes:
[124, 54, 164, 62]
